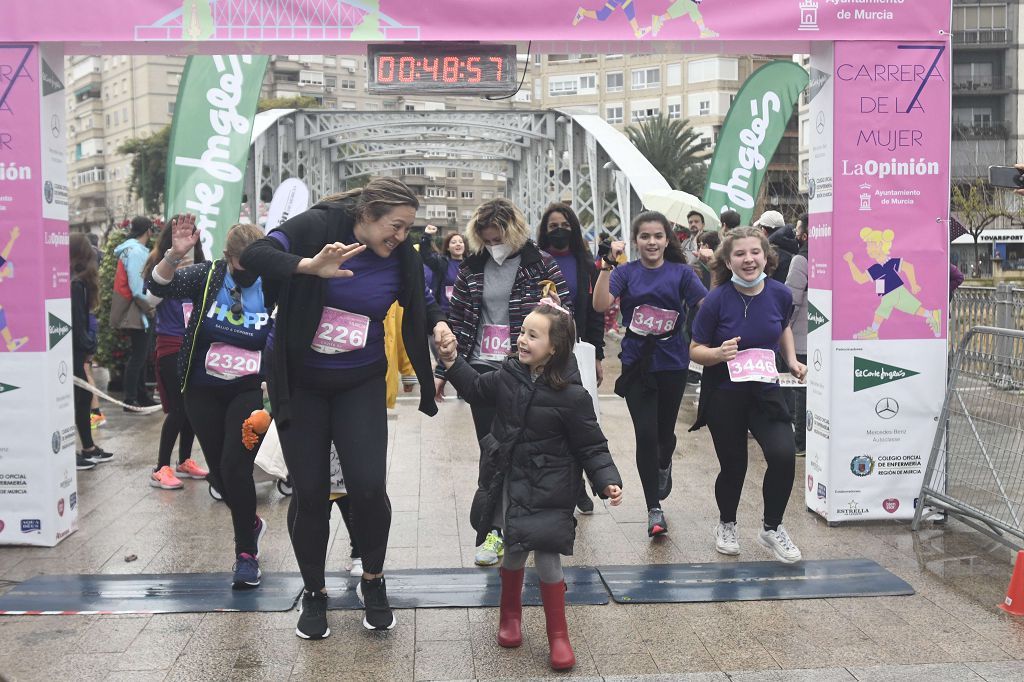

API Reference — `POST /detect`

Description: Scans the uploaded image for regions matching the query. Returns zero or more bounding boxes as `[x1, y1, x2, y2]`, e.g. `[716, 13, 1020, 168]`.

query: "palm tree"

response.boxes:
[625, 116, 710, 195]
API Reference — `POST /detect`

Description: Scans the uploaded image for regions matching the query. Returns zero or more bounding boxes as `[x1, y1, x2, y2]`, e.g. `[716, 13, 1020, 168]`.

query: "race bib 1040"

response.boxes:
[479, 324, 511, 361]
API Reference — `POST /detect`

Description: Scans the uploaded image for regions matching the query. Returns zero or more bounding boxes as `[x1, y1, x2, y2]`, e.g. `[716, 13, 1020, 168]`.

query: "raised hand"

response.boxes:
[610, 240, 625, 260]
[300, 242, 367, 279]
[170, 214, 199, 258]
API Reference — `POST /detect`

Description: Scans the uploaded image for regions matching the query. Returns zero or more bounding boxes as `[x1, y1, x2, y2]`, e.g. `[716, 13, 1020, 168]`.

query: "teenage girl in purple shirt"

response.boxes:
[240, 178, 453, 640]
[689, 227, 807, 564]
[593, 211, 707, 538]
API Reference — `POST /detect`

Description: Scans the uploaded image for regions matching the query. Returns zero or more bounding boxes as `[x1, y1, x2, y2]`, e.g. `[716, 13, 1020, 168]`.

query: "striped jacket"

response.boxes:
[440, 241, 572, 376]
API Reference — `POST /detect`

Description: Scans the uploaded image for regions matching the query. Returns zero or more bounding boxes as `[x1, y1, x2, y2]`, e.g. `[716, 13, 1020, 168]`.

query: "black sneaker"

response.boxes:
[76, 454, 96, 471]
[648, 507, 668, 537]
[575, 487, 595, 515]
[123, 400, 143, 414]
[658, 459, 673, 500]
[296, 590, 331, 640]
[357, 576, 396, 631]
[84, 447, 114, 464]
[138, 395, 159, 408]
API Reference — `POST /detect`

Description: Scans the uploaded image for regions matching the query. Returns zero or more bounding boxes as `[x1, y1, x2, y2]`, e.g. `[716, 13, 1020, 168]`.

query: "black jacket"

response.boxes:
[70, 279, 97, 361]
[421, 250, 449, 307]
[240, 200, 447, 426]
[561, 250, 606, 360]
[446, 355, 622, 555]
[769, 227, 800, 284]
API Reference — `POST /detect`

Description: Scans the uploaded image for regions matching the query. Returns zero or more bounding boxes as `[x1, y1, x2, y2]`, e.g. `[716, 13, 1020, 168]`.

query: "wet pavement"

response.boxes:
[2, 349, 1023, 681]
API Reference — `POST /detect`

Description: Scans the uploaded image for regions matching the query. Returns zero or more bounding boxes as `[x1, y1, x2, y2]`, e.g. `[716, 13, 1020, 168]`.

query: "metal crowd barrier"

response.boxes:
[913, 326, 1024, 551]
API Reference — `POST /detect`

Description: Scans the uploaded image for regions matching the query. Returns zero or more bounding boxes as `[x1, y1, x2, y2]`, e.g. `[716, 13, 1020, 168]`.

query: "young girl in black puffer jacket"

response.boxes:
[439, 299, 623, 672]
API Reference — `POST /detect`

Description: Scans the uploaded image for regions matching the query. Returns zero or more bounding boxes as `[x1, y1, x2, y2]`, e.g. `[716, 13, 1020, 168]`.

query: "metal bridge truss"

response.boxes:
[247, 109, 668, 252]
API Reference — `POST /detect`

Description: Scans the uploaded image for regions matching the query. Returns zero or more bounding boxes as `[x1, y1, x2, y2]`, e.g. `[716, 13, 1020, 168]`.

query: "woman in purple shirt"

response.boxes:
[689, 227, 807, 564]
[240, 178, 452, 640]
[593, 211, 707, 539]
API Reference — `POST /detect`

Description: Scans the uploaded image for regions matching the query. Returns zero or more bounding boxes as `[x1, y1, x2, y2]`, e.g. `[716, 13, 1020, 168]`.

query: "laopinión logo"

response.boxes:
[850, 455, 875, 477]
[854, 357, 919, 392]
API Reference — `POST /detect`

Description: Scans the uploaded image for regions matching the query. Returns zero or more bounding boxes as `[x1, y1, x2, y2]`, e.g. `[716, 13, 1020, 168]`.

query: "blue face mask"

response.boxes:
[731, 272, 767, 289]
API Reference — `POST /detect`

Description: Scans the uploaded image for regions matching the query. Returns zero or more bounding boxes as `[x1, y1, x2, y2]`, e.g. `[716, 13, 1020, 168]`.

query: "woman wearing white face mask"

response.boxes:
[443, 198, 572, 567]
[689, 227, 807, 565]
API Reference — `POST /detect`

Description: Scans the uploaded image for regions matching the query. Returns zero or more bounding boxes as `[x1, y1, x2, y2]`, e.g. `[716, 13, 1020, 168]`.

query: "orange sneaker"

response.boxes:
[175, 459, 209, 479]
[150, 466, 184, 490]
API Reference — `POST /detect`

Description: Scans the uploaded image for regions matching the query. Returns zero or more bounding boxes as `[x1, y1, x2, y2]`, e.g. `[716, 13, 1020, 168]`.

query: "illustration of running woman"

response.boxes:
[0, 226, 29, 352]
[651, 0, 718, 38]
[843, 227, 941, 340]
[574, 0, 650, 39]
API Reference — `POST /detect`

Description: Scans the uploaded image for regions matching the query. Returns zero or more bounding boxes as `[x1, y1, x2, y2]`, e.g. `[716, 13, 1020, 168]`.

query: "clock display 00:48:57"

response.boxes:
[375, 55, 506, 84]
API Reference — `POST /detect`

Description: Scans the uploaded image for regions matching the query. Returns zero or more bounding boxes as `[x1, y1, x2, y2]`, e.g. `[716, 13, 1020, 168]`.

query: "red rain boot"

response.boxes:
[539, 580, 575, 670]
[497, 567, 524, 647]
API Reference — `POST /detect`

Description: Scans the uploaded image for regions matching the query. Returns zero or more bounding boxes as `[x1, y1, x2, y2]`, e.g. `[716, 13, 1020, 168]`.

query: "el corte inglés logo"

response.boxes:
[48, 313, 71, 349]
[807, 301, 828, 333]
[853, 357, 919, 392]
[0, 382, 18, 395]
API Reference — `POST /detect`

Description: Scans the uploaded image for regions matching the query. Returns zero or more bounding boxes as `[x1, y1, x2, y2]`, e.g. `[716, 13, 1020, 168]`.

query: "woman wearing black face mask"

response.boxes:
[537, 203, 607, 513]
[147, 219, 274, 591]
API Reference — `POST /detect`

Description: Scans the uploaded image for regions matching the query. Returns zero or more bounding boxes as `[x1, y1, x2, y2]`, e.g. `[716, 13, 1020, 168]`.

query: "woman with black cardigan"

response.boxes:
[536, 202, 606, 513]
[240, 177, 452, 640]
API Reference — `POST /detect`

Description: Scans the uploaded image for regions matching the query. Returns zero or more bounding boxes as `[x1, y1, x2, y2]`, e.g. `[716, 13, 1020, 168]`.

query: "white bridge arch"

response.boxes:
[247, 108, 670, 254]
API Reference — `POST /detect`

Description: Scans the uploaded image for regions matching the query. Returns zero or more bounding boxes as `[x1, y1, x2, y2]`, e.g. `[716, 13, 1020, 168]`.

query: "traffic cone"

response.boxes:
[998, 550, 1024, 616]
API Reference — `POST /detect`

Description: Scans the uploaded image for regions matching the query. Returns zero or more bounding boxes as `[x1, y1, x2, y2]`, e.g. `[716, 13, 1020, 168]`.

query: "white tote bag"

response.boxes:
[573, 341, 601, 425]
[254, 420, 348, 495]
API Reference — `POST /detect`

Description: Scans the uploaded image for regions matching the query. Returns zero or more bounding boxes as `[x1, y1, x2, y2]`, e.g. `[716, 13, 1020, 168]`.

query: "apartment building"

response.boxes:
[65, 53, 533, 236]
[65, 55, 186, 234]
[530, 52, 802, 220]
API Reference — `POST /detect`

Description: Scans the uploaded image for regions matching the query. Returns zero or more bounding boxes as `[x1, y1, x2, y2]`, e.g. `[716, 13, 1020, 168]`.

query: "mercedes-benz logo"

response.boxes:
[815, 111, 826, 134]
[51, 114, 61, 138]
[875, 397, 899, 420]
[57, 361, 68, 384]
[813, 350, 823, 372]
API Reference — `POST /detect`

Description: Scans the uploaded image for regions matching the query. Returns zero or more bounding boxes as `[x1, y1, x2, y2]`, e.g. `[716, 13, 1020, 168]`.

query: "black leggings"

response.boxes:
[123, 328, 151, 402]
[73, 356, 94, 450]
[184, 383, 263, 556]
[276, 362, 388, 591]
[157, 353, 194, 469]
[624, 369, 687, 510]
[704, 387, 796, 530]
[286, 495, 361, 560]
[468, 364, 498, 529]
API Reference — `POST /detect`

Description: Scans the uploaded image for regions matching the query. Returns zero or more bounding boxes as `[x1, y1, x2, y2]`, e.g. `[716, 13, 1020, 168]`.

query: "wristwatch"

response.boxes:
[163, 248, 185, 266]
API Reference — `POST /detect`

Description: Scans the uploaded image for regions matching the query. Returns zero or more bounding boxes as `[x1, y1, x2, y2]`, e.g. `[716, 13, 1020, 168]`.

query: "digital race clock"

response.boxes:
[367, 43, 518, 96]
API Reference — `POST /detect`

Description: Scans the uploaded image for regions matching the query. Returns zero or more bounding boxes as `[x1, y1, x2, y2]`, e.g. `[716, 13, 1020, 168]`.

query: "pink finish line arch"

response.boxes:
[0, 0, 953, 544]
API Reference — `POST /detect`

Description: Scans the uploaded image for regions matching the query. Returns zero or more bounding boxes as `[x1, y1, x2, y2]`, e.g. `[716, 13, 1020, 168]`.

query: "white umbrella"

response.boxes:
[641, 190, 722, 232]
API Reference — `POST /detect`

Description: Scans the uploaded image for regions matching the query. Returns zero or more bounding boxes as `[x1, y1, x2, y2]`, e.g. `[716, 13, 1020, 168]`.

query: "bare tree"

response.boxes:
[951, 180, 1011, 276]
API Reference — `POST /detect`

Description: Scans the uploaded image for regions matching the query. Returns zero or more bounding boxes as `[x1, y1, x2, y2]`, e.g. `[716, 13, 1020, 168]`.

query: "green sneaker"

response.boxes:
[853, 327, 878, 340]
[475, 530, 504, 566]
[927, 309, 942, 337]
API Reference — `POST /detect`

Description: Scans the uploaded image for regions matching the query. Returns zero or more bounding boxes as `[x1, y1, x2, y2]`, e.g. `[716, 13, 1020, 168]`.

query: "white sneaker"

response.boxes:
[715, 521, 740, 556]
[757, 525, 802, 564]
[349, 557, 363, 577]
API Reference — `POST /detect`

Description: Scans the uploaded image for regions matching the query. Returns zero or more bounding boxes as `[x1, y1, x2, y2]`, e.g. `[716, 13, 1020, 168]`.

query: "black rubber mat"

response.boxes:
[597, 559, 914, 603]
[0, 573, 304, 614]
[324, 566, 608, 610]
